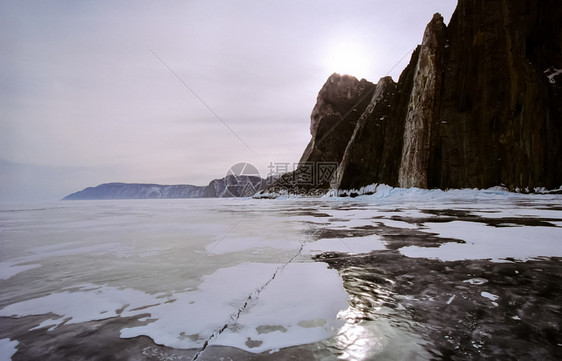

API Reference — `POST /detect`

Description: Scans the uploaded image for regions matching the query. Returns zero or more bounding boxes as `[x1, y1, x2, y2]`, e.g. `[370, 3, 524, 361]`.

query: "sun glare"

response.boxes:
[325, 41, 371, 80]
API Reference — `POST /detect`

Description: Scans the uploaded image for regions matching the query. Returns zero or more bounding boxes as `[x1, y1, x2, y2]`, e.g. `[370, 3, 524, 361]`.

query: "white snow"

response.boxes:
[374, 218, 420, 229]
[480, 291, 499, 301]
[481, 292, 499, 306]
[0, 262, 41, 280]
[0, 284, 158, 327]
[463, 278, 488, 285]
[400, 221, 562, 262]
[342, 184, 518, 204]
[0, 338, 18, 361]
[209, 262, 348, 352]
[0, 262, 347, 353]
[120, 262, 348, 352]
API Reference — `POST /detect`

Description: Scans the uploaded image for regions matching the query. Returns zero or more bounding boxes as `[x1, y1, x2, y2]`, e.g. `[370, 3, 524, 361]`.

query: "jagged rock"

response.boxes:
[300, 74, 375, 167]
[269, 74, 375, 192]
[398, 13, 446, 189]
[427, 0, 562, 189]
[204, 175, 266, 198]
[336, 76, 398, 190]
[335, 42, 424, 191]
[294, 0, 562, 193]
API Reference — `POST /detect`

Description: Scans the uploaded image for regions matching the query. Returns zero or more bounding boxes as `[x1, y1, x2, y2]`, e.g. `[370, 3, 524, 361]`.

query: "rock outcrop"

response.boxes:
[300, 74, 375, 167]
[204, 175, 266, 198]
[276, 0, 562, 193]
[271, 74, 375, 191]
[426, 0, 562, 189]
[398, 14, 446, 189]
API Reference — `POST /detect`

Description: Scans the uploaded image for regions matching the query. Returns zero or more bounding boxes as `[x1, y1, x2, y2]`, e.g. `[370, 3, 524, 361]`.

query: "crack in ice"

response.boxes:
[191, 242, 306, 360]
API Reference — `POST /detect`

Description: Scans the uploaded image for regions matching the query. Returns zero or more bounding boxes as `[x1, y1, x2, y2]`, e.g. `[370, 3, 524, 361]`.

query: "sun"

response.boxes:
[325, 41, 371, 80]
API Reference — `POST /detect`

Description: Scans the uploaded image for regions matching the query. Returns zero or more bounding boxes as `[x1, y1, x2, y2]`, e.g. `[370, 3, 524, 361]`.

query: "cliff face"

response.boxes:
[271, 74, 375, 191]
[398, 14, 446, 189]
[300, 74, 375, 167]
[428, 0, 562, 189]
[289, 0, 562, 192]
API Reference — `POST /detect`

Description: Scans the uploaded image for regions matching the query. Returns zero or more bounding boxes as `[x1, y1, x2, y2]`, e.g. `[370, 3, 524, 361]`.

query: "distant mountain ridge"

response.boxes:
[62, 183, 206, 200]
[63, 175, 267, 200]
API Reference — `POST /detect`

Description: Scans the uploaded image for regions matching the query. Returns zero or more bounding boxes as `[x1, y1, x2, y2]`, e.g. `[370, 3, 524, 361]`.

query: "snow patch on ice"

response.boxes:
[121, 262, 348, 352]
[0, 262, 41, 280]
[0, 284, 157, 327]
[481, 291, 499, 301]
[0, 262, 348, 353]
[212, 262, 348, 353]
[463, 278, 488, 285]
[0, 338, 18, 361]
[374, 219, 419, 229]
[399, 221, 562, 261]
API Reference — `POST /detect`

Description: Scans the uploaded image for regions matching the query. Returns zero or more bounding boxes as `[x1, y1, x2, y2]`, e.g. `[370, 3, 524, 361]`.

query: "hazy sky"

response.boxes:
[1, 0, 457, 201]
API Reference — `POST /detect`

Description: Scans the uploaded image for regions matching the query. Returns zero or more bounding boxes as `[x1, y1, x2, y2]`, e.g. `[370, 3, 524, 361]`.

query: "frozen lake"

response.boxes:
[1, 188, 561, 360]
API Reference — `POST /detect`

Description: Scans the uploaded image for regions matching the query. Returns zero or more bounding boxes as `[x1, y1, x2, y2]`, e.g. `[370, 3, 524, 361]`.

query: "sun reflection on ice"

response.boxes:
[334, 308, 386, 361]
[332, 305, 431, 361]
[326, 266, 432, 361]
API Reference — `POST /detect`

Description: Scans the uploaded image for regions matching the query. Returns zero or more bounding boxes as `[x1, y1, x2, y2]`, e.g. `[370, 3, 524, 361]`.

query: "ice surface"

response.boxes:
[304, 236, 386, 255]
[1, 191, 561, 357]
[1, 262, 347, 353]
[206, 262, 349, 352]
[205, 236, 301, 255]
[121, 262, 348, 352]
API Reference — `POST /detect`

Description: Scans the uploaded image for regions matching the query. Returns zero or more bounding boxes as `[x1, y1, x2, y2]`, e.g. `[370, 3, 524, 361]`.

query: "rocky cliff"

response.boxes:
[275, 0, 562, 193]
[271, 74, 375, 191]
